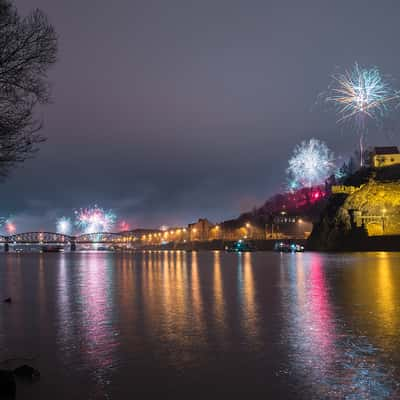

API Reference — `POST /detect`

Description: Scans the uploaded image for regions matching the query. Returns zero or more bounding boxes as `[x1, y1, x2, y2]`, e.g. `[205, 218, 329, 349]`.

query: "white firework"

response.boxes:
[287, 139, 335, 189]
[56, 217, 72, 235]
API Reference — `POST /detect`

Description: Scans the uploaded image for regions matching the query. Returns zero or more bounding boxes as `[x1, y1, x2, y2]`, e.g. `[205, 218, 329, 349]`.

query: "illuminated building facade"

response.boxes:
[372, 146, 400, 168]
[188, 218, 214, 241]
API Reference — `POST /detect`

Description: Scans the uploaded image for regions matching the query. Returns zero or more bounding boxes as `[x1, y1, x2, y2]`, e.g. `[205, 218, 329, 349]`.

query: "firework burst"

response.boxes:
[326, 63, 399, 164]
[0, 217, 7, 229]
[56, 217, 72, 235]
[74, 205, 116, 234]
[5, 219, 16, 234]
[118, 220, 130, 232]
[287, 139, 335, 189]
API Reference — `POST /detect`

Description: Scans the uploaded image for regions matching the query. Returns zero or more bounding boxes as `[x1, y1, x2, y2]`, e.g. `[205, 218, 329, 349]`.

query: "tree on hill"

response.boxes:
[0, 0, 57, 178]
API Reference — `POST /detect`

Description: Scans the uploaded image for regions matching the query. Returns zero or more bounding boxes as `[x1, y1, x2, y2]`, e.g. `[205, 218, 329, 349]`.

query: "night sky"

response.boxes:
[4, 0, 400, 232]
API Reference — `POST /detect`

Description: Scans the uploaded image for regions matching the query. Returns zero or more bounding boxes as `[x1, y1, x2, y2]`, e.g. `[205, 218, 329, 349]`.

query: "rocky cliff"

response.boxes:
[308, 166, 400, 251]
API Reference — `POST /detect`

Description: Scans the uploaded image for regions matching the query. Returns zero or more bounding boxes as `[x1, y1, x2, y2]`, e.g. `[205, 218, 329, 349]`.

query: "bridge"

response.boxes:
[0, 232, 136, 251]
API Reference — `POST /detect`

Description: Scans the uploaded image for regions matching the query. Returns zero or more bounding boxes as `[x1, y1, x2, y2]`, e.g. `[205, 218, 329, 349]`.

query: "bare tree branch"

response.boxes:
[0, 0, 57, 178]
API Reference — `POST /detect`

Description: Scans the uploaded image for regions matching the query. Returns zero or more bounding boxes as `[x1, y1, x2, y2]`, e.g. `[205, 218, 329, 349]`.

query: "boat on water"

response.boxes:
[225, 240, 253, 252]
[274, 242, 304, 253]
[96, 246, 112, 251]
[41, 246, 63, 253]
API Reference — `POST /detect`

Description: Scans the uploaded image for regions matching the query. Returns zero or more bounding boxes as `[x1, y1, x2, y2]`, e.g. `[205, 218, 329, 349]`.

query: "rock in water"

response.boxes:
[0, 369, 16, 397]
[13, 365, 40, 380]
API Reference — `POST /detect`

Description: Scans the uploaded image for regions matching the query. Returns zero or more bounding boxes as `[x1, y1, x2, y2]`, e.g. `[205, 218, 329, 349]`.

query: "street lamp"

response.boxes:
[245, 223, 252, 239]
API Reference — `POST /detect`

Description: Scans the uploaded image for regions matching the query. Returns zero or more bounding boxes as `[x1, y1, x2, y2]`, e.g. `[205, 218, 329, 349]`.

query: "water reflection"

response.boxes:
[342, 252, 400, 352]
[57, 253, 73, 356]
[376, 254, 397, 336]
[213, 251, 226, 340]
[283, 254, 335, 379]
[141, 251, 208, 367]
[2, 251, 400, 399]
[80, 253, 118, 368]
[57, 253, 119, 397]
[190, 251, 205, 342]
[0, 255, 23, 350]
[238, 252, 260, 343]
[282, 252, 399, 398]
[116, 253, 135, 345]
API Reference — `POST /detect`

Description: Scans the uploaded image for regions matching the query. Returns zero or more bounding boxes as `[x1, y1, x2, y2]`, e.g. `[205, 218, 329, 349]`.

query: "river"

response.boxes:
[0, 251, 399, 399]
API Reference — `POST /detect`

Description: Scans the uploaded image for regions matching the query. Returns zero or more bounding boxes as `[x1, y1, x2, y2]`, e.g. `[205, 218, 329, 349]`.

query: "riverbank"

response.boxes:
[139, 239, 308, 251]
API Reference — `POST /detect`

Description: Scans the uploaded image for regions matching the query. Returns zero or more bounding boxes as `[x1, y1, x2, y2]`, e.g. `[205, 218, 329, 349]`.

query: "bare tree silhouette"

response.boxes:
[0, 0, 57, 178]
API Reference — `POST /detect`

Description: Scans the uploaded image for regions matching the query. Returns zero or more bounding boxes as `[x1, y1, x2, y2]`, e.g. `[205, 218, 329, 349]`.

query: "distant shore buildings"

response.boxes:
[135, 213, 312, 247]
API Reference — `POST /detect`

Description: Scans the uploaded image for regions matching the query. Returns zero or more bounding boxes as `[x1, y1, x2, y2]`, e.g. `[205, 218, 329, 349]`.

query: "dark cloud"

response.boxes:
[3, 0, 400, 232]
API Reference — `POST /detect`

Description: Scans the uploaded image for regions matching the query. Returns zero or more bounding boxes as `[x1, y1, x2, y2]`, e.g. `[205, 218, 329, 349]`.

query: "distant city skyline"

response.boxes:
[3, 0, 400, 232]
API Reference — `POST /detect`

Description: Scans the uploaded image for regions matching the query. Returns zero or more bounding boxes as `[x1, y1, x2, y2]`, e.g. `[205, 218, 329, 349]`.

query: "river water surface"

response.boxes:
[0, 251, 400, 399]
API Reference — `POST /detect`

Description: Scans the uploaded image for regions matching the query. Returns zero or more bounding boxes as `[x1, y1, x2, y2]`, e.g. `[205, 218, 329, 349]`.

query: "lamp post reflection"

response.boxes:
[117, 253, 137, 349]
[376, 253, 397, 336]
[141, 250, 207, 366]
[190, 251, 205, 341]
[213, 251, 226, 340]
[238, 252, 260, 345]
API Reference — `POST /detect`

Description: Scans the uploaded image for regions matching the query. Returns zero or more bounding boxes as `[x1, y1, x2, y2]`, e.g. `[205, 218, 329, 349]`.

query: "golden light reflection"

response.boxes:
[213, 251, 225, 337]
[38, 253, 47, 322]
[343, 252, 399, 346]
[190, 251, 205, 339]
[175, 250, 187, 329]
[118, 254, 136, 342]
[238, 252, 259, 341]
[142, 252, 159, 332]
[141, 250, 207, 361]
[375, 253, 396, 336]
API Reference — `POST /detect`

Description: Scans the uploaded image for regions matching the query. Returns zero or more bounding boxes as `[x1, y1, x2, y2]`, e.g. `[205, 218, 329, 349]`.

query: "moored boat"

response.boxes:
[274, 242, 304, 253]
[225, 240, 253, 252]
[41, 246, 63, 253]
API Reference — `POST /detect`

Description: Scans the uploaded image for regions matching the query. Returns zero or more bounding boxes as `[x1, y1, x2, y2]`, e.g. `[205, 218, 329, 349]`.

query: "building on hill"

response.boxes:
[372, 146, 400, 168]
[188, 218, 214, 241]
[265, 213, 313, 239]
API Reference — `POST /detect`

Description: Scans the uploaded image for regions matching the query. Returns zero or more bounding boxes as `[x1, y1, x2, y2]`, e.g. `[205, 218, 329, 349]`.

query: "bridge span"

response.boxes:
[0, 232, 136, 251]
